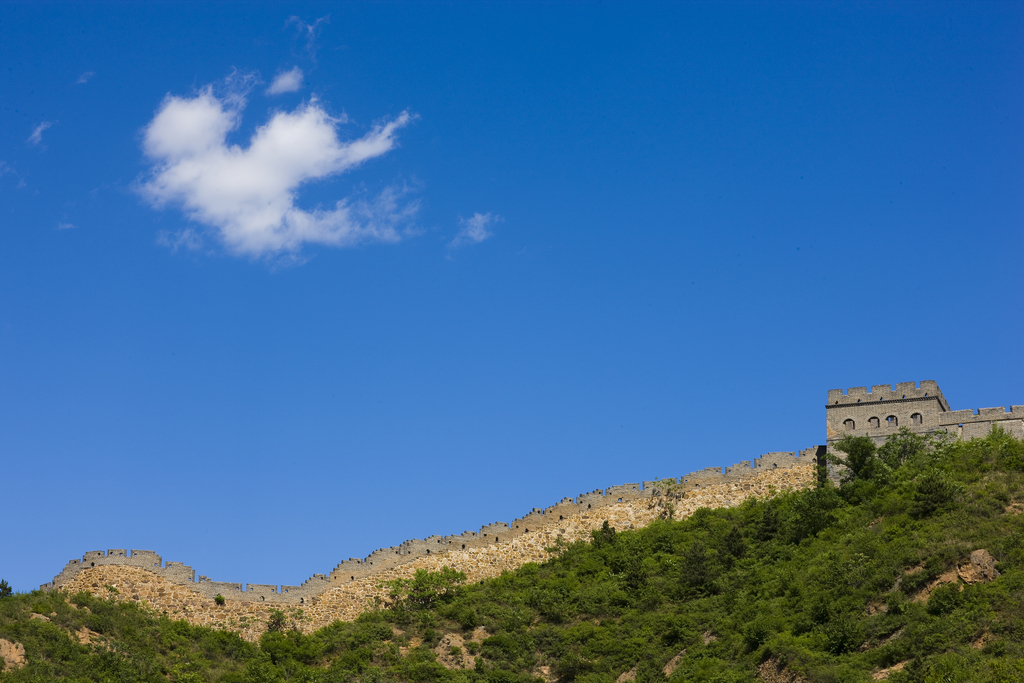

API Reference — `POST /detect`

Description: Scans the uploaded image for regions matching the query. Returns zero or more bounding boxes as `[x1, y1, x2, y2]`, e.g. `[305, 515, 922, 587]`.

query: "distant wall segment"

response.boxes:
[53, 465, 817, 640]
[42, 447, 826, 603]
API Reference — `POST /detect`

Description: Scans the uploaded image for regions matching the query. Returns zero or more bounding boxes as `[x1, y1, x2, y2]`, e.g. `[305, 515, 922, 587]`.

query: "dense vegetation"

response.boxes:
[2, 428, 1023, 683]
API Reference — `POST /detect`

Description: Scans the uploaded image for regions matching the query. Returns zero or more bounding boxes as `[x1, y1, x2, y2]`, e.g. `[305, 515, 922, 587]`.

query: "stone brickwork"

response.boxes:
[42, 449, 826, 604]
[826, 380, 1024, 446]
[55, 465, 815, 641]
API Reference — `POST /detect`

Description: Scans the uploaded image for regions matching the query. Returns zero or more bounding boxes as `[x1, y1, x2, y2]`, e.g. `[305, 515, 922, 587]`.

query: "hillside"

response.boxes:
[2, 427, 1023, 683]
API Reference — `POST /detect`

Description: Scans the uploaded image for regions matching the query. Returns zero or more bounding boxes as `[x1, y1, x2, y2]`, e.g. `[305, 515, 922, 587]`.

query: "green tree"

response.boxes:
[266, 609, 287, 633]
[910, 469, 964, 518]
[877, 427, 929, 470]
[0, 579, 11, 598]
[592, 520, 617, 548]
[386, 566, 466, 611]
[830, 435, 880, 483]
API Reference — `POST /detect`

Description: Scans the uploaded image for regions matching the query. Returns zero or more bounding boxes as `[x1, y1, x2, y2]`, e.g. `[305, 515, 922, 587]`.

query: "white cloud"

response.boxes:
[450, 212, 499, 247]
[266, 67, 304, 95]
[77, 71, 95, 84]
[57, 222, 76, 230]
[139, 82, 415, 257]
[28, 121, 52, 145]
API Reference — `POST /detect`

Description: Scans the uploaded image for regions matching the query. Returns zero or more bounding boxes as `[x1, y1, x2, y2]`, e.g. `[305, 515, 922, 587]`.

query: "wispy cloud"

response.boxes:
[76, 71, 95, 84]
[266, 66, 304, 95]
[287, 15, 329, 61]
[139, 76, 416, 258]
[1, 161, 26, 188]
[157, 228, 203, 253]
[57, 222, 76, 230]
[450, 212, 499, 247]
[28, 121, 52, 145]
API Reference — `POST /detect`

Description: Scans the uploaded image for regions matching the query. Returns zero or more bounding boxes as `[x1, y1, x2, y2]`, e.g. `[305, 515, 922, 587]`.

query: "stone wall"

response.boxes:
[55, 464, 816, 641]
[825, 380, 1024, 446]
[826, 381, 952, 444]
[43, 447, 824, 604]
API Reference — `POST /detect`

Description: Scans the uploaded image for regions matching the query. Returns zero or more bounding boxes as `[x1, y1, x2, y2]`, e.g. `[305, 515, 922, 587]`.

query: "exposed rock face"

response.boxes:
[958, 549, 999, 584]
[0, 639, 26, 671]
[756, 656, 808, 683]
[912, 568, 961, 603]
[432, 633, 472, 670]
[662, 651, 687, 676]
[56, 466, 815, 641]
[872, 661, 907, 680]
[615, 665, 638, 683]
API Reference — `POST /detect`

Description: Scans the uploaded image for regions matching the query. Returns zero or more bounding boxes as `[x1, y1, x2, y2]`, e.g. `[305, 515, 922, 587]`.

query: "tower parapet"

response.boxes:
[826, 381, 951, 445]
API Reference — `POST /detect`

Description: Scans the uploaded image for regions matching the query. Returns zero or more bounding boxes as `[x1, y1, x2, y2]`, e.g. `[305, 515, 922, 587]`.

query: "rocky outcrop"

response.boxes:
[958, 549, 999, 584]
[0, 639, 26, 671]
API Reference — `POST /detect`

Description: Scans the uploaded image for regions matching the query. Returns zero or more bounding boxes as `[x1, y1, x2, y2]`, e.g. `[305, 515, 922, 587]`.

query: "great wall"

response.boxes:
[42, 380, 1024, 640]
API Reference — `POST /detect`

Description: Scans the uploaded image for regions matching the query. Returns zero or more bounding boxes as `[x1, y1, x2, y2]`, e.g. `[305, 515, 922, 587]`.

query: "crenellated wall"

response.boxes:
[826, 381, 952, 444]
[42, 447, 824, 604]
[939, 406, 1024, 440]
[826, 380, 1024, 446]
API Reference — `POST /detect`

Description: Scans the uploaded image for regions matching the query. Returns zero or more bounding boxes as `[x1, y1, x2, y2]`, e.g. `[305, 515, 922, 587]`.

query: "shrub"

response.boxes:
[831, 435, 879, 483]
[215, 593, 226, 606]
[926, 583, 963, 616]
[592, 520, 617, 548]
[911, 470, 964, 518]
[823, 614, 862, 655]
[788, 486, 844, 542]
[386, 567, 467, 611]
[680, 541, 716, 596]
[267, 609, 287, 632]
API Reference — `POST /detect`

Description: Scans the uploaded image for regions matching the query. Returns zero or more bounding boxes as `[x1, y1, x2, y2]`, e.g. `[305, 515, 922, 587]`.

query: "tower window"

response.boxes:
[843, 419, 855, 431]
[868, 417, 880, 429]
[911, 413, 923, 425]
[887, 415, 898, 427]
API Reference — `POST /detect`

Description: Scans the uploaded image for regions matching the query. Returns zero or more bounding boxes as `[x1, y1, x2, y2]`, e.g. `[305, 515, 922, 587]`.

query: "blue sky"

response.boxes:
[1, 2, 1021, 592]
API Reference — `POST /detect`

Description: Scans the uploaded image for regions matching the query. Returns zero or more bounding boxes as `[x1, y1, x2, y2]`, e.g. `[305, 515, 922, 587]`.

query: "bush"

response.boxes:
[267, 609, 287, 632]
[215, 593, 226, 606]
[911, 470, 964, 518]
[822, 614, 862, 655]
[926, 583, 963, 616]
[592, 520, 617, 548]
[831, 435, 880, 482]
[878, 428, 929, 469]
[386, 567, 467, 611]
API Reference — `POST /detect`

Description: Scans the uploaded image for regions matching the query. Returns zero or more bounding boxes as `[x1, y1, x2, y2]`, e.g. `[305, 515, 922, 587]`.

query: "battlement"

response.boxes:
[937, 405, 1024, 441]
[826, 381, 949, 410]
[42, 448, 820, 603]
[826, 380, 955, 445]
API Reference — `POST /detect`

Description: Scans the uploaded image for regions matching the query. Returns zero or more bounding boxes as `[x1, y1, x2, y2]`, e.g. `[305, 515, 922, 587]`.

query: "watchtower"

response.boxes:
[825, 381, 951, 445]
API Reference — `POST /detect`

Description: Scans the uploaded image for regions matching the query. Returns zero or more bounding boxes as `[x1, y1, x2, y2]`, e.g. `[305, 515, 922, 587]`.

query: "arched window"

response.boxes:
[868, 417, 880, 429]
[911, 413, 923, 425]
[843, 419, 855, 431]
[887, 415, 898, 427]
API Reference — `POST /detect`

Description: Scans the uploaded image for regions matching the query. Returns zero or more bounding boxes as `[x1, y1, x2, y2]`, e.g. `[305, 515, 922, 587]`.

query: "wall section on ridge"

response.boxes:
[42, 448, 824, 604]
